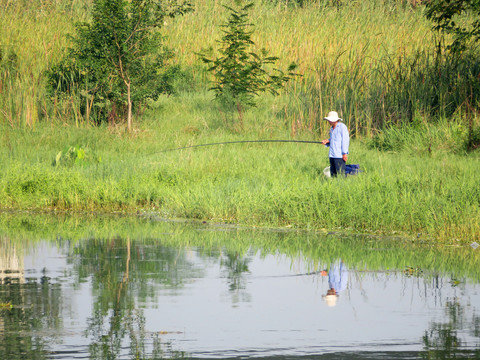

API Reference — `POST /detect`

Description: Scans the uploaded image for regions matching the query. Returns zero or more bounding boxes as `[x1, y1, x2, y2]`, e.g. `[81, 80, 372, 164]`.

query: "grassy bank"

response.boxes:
[0, 91, 479, 244]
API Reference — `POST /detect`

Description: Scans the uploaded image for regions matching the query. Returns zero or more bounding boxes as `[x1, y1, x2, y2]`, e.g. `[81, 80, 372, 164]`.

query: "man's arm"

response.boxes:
[341, 126, 350, 161]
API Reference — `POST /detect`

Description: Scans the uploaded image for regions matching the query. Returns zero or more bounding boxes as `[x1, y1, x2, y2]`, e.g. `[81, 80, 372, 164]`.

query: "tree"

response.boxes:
[199, 1, 297, 126]
[47, 0, 192, 131]
[425, 0, 480, 53]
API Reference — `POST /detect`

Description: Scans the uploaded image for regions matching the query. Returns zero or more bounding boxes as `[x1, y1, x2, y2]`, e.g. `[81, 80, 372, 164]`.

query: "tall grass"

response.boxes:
[0, 0, 91, 127]
[165, 0, 479, 137]
[1, 0, 479, 138]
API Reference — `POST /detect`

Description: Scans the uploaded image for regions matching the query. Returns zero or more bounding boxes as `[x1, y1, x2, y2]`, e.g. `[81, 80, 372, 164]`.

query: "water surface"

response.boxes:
[0, 215, 479, 359]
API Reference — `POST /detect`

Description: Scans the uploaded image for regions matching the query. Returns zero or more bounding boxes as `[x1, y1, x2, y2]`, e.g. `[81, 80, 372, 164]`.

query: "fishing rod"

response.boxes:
[159, 139, 324, 153]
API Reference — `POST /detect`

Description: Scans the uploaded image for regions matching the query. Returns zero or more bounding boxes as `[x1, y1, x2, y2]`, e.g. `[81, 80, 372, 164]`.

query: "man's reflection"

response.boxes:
[321, 259, 348, 306]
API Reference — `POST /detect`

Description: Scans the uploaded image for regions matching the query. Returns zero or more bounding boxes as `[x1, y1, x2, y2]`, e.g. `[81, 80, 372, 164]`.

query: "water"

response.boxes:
[0, 216, 479, 359]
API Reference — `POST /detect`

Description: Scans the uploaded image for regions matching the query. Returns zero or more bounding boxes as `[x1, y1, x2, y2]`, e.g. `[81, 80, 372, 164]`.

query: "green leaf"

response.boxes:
[55, 151, 62, 167]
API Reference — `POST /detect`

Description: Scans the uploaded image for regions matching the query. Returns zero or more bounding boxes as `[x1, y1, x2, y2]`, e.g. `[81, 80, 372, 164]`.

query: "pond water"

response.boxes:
[0, 215, 479, 359]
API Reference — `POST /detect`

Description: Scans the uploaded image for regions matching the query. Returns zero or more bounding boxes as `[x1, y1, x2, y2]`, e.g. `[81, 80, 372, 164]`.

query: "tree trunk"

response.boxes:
[126, 81, 132, 132]
[236, 101, 244, 131]
[116, 238, 130, 305]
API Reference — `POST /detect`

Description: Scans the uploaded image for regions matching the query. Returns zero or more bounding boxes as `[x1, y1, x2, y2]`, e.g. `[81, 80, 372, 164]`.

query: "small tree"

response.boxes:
[425, 0, 480, 53]
[199, 1, 297, 126]
[48, 0, 192, 131]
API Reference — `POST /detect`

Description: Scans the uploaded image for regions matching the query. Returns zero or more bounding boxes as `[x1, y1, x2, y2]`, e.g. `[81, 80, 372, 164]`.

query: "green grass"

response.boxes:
[0, 91, 479, 243]
[0, 0, 479, 244]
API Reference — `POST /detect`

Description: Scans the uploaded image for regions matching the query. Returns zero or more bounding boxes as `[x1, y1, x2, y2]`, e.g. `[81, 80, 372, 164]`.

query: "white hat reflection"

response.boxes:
[323, 290, 339, 307]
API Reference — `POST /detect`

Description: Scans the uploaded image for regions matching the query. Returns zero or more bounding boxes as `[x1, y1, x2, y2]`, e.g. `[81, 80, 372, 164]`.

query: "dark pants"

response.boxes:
[330, 157, 346, 177]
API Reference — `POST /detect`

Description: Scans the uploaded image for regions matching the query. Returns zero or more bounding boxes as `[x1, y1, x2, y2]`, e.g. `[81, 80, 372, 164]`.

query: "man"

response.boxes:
[321, 111, 349, 177]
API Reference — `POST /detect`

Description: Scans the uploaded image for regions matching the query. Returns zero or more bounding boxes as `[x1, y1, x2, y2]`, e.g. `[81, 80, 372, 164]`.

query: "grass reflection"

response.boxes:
[0, 212, 479, 281]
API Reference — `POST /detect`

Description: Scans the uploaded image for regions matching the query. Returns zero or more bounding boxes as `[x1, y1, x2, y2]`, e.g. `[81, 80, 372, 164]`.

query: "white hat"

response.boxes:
[323, 111, 342, 122]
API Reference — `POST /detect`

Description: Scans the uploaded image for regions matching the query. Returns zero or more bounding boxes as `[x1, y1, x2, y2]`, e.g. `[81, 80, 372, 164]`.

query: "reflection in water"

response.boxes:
[0, 240, 61, 359]
[221, 250, 252, 304]
[321, 259, 348, 307]
[76, 238, 188, 360]
[0, 237, 24, 284]
[85, 238, 144, 360]
[422, 298, 480, 359]
[0, 226, 479, 359]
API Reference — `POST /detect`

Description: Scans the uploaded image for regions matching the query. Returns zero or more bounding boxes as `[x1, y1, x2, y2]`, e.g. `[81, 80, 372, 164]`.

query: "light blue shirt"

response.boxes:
[326, 122, 349, 158]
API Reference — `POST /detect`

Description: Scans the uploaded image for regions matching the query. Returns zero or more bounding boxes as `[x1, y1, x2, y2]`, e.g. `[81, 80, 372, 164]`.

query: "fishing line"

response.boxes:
[157, 139, 324, 153]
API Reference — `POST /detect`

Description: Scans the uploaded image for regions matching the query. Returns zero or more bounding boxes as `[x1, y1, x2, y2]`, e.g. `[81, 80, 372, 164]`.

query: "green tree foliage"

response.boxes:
[47, 0, 192, 131]
[425, 0, 480, 52]
[199, 1, 297, 125]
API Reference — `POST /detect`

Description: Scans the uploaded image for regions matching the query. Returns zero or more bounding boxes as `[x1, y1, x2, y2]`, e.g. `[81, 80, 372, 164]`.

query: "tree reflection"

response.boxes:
[73, 237, 192, 359]
[422, 298, 480, 359]
[220, 250, 252, 304]
[0, 237, 66, 360]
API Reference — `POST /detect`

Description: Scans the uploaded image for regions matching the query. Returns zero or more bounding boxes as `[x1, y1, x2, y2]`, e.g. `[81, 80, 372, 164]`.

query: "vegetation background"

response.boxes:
[0, 0, 479, 244]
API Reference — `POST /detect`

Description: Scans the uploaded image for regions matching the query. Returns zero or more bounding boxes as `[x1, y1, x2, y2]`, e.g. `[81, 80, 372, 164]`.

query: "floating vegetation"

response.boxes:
[403, 266, 424, 277]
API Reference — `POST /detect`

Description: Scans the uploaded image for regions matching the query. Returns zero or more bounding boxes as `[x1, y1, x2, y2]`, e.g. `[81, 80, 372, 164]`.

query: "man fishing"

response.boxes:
[321, 111, 350, 177]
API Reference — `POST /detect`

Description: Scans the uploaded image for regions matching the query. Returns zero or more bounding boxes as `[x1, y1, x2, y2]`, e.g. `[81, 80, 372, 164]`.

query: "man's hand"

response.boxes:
[321, 139, 329, 145]
[342, 154, 348, 162]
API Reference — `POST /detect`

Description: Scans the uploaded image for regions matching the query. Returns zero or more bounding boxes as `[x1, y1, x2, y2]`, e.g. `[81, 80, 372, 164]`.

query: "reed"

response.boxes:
[0, 0, 90, 127]
[164, 0, 479, 135]
[2, 0, 479, 138]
